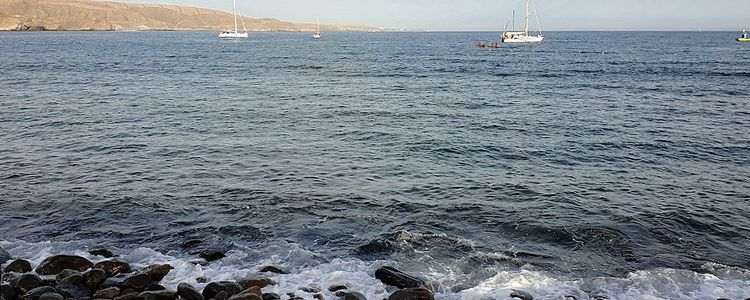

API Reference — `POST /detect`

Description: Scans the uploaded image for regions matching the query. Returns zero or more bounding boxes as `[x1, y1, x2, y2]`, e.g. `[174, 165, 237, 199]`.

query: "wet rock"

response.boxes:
[198, 250, 226, 262]
[196, 276, 208, 284]
[84, 269, 108, 289]
[177, 283, 204, 300]
[510, 289, 533, 300]
[335, 290, 366, 300]
[39, 279, 57, 288]
[55, 274, 91, 299]
[139, 290, 178, 300]
[181, 240, 203, 249]
[93, 287, 121, 299]
[144, 284, 166, 292]
[38, 292, 64, 300]
[0, 246, 11, 265]
[259, 266, 288, 274]
[375, 267, 425, 289]
[89, 249, 116, 258]
[238, 278, 275, 290]
[100, 276, 126, 289]
[122, 273, 155, 291]
[202, 281, 243, 300]
[227, 287, 262, 300]
[55, 269, 80, 282]
[300, 286, 320, 293]
[19, 286, 56, 300]
[314, 294, 324, 300]
[387, 288, 434, 300]
[328, 285, 348, 292]
[215, 291, 229, 300]
[140, 264, 173, 282]
[36, 255, 93, 275]
[2, 272, 20, 284]
[113, 292, 139, 300]
[261, 293, 281, 300]
[94, 259, 132, 277]
[14, 274, 44, 294]
[4, 260, 32, 273]
[2, 283, 18, 300]
[564, 296, 577, 300]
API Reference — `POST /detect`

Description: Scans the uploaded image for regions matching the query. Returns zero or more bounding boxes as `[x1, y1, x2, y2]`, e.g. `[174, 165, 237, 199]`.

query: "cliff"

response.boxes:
[0, 0, 378, 31]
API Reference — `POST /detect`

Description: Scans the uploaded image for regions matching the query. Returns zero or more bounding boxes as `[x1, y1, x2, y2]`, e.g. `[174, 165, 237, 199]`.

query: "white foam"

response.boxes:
[3, 239, 750, 300]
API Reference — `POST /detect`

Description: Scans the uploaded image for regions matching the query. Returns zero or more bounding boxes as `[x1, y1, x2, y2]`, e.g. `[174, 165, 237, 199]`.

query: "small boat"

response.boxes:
[501, 0, 543, 43]
[738, 30, 750, 42]
[219, 0, 248, 39]
[312, 10, 321, 39]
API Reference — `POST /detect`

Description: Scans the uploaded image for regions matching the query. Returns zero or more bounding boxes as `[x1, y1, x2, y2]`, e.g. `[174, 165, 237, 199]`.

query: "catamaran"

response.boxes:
[312, 11, 321, 39]
[219, 0, 248, 39]
[501, 0, 543, 43]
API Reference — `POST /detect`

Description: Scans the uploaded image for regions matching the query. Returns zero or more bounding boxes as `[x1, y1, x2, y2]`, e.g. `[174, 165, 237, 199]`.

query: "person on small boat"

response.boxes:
[743, 30, 748, 39]
[476, 41, 486, 48]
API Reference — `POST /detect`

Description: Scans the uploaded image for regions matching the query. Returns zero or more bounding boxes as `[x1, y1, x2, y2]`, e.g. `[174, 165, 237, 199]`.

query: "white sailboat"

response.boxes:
[219, 0, 248, 39]
[312, 11, 321, 39]
[501, 0, 543, 43]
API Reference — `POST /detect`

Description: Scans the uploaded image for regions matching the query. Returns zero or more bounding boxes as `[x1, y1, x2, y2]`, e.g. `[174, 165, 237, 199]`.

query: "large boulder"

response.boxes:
[227, 287, 262, 300]
[19, 286, 56, 300]
[122, 273, 156, 291]
[35, 255, 93, 275]
[4, 259, 32, 273]
[37, 292, 64, 300]
[94, 259, 132, 277]
[177, 282, 204, 300]
[510, 289, 533, 300]
[238, 278, 275, 290]
[55, 274, 91, 299]
[202, 281, 243, 300]
[198, 250, 226, 262]
[89, 249, 116, 258]
[83, 268, 108, 289]
[2, 283, 18, 300]
[336, 290, 367, 300]
[387, 288, 434, 300]
[375, 267, 425, 289]
[139, 290, 179, 300]
[13, 274, 44, 294]
[141, 264, 173, 281]
[93, 287, 121, 299]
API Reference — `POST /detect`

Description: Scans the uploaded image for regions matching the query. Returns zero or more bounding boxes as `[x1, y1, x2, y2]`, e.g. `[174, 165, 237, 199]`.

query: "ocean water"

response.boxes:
[1, 31, 749, 299]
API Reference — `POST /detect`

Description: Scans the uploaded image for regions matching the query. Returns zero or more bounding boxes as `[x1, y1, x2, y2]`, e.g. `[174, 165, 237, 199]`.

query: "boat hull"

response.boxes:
[737, 38, 750, 42]
[219, 32, 248, 39]
[501, 35, 544, 43]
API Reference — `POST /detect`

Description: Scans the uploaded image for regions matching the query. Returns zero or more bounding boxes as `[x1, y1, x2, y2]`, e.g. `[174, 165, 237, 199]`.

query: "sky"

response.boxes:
[111, 0, 750, 31]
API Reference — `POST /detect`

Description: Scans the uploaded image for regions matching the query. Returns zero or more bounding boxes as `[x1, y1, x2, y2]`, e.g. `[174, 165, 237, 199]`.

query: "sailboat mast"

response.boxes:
[316, 10, 320, 32]
[233, 0, 238, 32]
[512, 10, 515, 32]
[524, 0, 529, 35]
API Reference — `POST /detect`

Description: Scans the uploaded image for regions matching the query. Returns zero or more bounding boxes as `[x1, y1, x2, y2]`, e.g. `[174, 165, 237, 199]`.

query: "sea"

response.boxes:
[1, 31, 749, 300]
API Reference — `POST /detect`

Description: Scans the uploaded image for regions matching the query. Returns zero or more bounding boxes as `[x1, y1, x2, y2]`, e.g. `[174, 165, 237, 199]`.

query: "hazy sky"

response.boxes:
[111, 0, 750, 31]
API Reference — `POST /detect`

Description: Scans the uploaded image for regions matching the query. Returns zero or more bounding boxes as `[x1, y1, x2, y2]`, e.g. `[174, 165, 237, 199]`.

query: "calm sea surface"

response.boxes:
[1, 31, 749, 299]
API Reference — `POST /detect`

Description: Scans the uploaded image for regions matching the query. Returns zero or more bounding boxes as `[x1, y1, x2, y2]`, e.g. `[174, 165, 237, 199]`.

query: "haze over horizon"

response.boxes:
[107, 0, 749, 31]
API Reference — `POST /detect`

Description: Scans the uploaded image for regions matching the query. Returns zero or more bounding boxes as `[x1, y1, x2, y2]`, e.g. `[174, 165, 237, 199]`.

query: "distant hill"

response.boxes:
[0, 0, 379, 32]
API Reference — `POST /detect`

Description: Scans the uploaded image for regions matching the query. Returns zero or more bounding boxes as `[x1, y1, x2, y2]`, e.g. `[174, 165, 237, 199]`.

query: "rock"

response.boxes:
[313, 294, 324, 300]
[2, 272, 20, 284]
[55, 274, 91, 299]
[55, 269, 80, 282]
[202, 281, 243, 300]
[93, 287, 121, 299]
[177, 283, 203, 300]
[38, 292, 65, 300]
[139, 290, 178, 300]
[113, 292, 139, 300]
[140, 264, 173, 282]
[39, 279, 57, 288]
[300, 286, 320, 293]
[335, 291, 367, 300]
[238, 278, 275, 290]
[196, 276, 208, 284]
[19, 286, 56, 300]
[564, 296, 577, 300]
[198, 250, 226, 262]
[181, 240, 203, 249]
[144, 284, 166, 292]
[227, 288, 262, 300]
[215, 291, 228, 300]
[84, 269, 108, 289]
[259, 266, 288, 274]
[510, 289, 533, 300]
[375, 267, 425, 289]
[89, 249, 116, 258]
[14, 274, 44, 295]
[2, 284, 18, 300]
[94, 259, 132, 277]
[100, 276, 126, 289]
[4, 260, 32, 273]
[0, 246, 11, 265]
[122, 273, 155, 291]
[387, 288, 434, 300]
[261, 293, 281, 300]
[36, 255, 94, 275]
[328, 285, 348, 292]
